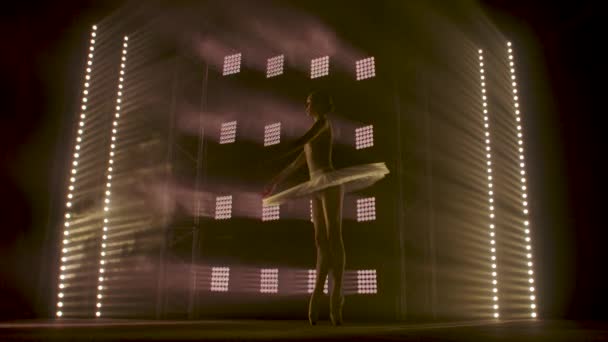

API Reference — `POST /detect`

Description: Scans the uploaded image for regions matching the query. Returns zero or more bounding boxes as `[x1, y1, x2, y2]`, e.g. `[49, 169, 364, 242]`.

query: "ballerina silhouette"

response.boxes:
[263, 91, 389, 326]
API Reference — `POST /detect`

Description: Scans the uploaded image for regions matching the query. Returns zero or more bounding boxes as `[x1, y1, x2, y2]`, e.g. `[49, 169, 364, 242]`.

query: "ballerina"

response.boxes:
[263, 91, 389, 326]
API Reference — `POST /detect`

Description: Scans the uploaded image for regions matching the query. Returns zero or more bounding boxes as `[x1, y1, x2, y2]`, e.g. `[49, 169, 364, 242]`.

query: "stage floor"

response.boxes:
[1, 319, 607, 341]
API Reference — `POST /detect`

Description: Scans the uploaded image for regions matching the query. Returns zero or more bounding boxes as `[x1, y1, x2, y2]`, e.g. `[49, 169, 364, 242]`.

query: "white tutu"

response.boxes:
[263, 162, 390, 206]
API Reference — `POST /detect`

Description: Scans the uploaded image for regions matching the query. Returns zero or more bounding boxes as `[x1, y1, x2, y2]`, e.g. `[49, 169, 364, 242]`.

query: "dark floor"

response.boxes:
[1, 319, 607, 341]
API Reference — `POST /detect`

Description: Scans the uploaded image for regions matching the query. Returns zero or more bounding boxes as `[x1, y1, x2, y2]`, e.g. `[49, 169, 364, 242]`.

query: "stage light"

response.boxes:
[356, 197, 376, 222]
[215, 195, 233, 220]
[356, 57, 375, 81]
[310, 56, 329, 79]
[57, 24, 99, 317]
[220, 121, 237, 144]
[262, 204, 280, 221]
[357, 269, 377, 294]
[264, 122, 281, 146]
[310, 200, 313, 222]
[260, 269, 279, 293]
[223, 53, 242, 76]
[507, 43, 536, 318]
[478, 48, 500, 319]
[266, 55, 284, 78]
[211, 267, 230, 292]
[355, 125, 374, 150]
[95, 35, 128, 318]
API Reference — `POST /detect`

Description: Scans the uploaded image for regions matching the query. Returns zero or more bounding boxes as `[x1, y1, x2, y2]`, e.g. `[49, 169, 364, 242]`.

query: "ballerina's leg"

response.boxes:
[309, 194, 330, 324]
[322, 185, 345, 325]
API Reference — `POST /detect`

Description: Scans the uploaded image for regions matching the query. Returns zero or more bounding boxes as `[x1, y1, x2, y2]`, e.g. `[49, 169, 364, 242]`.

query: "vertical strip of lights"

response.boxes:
[478, 49, 500, 319]
[506, 41, 536, 318]
[56, 25, 98, 318]
[95, 36, 129, 318]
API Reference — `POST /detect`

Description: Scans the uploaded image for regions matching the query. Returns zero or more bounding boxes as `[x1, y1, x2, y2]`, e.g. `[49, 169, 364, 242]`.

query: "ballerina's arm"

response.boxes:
[271, 150, 306, 185]
[277, 117, 329, 159]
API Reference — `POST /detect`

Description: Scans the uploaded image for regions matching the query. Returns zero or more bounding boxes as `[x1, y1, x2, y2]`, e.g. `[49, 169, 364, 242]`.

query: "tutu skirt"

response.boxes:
[263, 162, 389, 206]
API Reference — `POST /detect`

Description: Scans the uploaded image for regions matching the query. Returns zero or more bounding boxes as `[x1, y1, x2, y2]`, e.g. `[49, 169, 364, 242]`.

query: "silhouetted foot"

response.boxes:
[308, 292, 321, 326]
[329, 295, 344, 326]
[330, 312, 343, 326]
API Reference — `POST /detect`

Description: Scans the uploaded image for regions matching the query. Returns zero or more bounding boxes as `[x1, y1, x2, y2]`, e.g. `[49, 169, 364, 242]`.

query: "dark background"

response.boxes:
[0, 1, 603, 320]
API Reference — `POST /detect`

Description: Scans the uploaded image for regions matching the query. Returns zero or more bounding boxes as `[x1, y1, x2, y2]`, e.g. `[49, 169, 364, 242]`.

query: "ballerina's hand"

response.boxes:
[262, 182, 277, 198]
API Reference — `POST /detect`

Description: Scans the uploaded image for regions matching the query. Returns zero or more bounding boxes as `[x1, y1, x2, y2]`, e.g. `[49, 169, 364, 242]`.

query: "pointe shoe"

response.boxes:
[308, 293, 321, 325]
[329, 295, 344, 326]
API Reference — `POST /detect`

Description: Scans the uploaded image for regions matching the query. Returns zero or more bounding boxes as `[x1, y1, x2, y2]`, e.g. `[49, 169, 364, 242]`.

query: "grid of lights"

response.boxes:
[507, 41, 537, 318]
[215, 195, 232, 220]
[356, 57, 376, 81]
[260, 269, 279, 293]
[56, 25, 98, 318]
[357, 270, 377, 294]
[478, 49, 500, 319]
[198, 267, 381, 295]
[210, 267, 230, 292]
[307, 270, 328, 294]
[264, 122, 281, 146]
[223, 53, 242, 76]
[220, 121, 237, 144]
[356, 197, 376, 222]
[310, 56, 329, 79]
[262, 204, 280, 221]
[355, 125, 374, 150]
[266, 55, 284, 78]
[95, 35, 129, 318]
